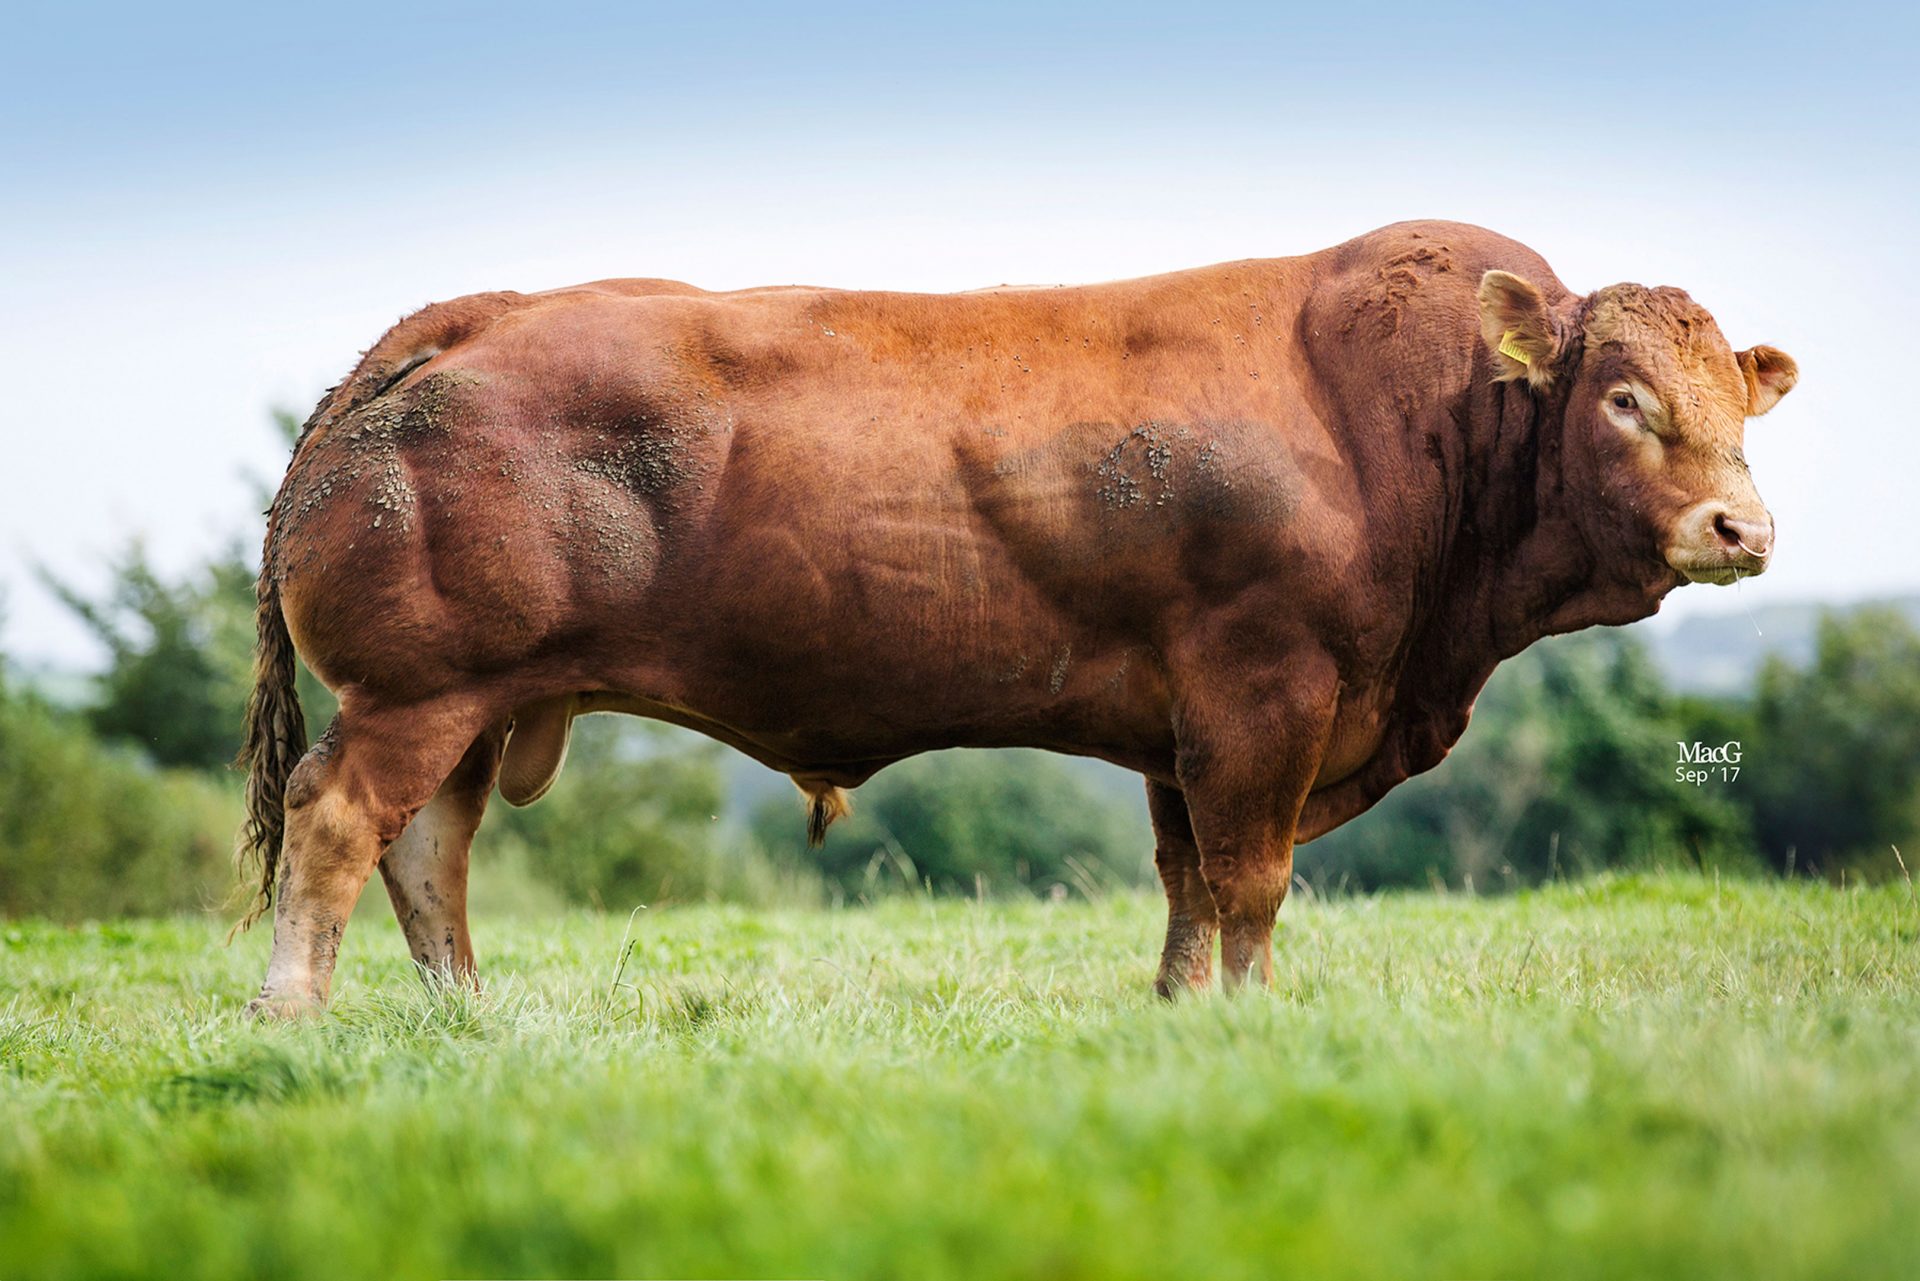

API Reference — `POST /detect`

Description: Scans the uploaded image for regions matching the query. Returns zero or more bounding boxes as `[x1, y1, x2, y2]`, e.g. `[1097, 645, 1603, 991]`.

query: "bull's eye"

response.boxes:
[1604, 388, 1652, 434]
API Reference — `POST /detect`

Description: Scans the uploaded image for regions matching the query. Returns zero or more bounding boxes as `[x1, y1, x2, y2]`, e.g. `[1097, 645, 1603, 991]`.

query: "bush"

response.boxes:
[485, 716, 817, 911]
[0, 663, 239, 920]
[750, 749, 1152, 901]
[1744, 608, 1920, 878]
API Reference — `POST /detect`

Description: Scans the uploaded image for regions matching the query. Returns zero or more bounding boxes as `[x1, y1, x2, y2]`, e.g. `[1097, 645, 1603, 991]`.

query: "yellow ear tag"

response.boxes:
[1498, 330, 1532, 366]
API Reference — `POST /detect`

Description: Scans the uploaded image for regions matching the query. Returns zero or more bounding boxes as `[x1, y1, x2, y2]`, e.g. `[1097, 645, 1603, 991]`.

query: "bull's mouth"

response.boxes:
[1664, 505, 1774, 587]
[1677, 564, 1746, 586]
[1667, 549, 1768, 586]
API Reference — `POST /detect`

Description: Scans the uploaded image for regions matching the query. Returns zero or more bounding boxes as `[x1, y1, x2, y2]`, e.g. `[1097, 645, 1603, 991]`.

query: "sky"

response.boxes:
[3, 1, 1916, 666]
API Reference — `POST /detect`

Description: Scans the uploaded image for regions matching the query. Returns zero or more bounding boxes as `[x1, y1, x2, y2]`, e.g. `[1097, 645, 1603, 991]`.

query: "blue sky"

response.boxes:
[4, 1, 1916, 663]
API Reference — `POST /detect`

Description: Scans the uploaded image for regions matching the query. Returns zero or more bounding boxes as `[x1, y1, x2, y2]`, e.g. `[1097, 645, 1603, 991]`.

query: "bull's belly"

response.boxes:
[593, 602, 1177, 781]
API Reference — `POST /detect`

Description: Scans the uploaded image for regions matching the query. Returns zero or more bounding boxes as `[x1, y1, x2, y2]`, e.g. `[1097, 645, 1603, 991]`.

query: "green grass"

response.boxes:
[3, 875, 1919, 1280]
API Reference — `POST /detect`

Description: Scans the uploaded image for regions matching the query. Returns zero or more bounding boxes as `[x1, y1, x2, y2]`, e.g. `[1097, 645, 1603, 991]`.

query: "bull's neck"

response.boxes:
[1409, 351, 1667, 689]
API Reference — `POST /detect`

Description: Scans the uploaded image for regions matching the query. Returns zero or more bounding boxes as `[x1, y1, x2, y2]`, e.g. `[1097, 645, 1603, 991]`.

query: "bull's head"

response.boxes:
[1478, 270, 1797, 587]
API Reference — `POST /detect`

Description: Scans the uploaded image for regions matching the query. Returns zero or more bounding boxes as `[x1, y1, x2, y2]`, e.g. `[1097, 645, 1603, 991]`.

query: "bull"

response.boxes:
[236, 221, 1796, 1015]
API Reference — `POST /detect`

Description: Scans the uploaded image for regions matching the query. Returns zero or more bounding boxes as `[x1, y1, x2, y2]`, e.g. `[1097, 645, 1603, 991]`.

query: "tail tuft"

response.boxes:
[804, 786, 852, 847]
[232, 575, 307, 933]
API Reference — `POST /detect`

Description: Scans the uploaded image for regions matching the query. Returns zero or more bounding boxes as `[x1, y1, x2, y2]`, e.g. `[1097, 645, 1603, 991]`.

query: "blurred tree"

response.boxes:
[1511, 635, 1754, 878]
[39, 540, 259, 770]
[750, 749, 1153, 900]
[1744, 608, 1920, 877]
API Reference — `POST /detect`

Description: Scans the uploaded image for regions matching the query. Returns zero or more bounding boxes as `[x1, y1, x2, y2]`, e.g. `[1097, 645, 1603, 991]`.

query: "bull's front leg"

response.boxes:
[1171, 650, 1339, 991]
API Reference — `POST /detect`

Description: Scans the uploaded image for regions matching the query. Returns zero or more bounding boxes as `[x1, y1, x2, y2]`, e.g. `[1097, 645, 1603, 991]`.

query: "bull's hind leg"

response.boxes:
[1148, 781, 1217, 998]
[248, 697, 493, 1019]
[378, 723, 507, 986]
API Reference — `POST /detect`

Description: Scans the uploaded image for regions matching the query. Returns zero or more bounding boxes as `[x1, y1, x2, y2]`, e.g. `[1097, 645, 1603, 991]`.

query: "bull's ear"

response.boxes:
[1737, 345, 1798, 416]
[1478, 270, 1561, 388]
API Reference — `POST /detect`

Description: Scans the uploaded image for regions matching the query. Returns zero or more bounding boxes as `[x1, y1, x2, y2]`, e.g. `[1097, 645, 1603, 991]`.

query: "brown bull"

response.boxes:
[237, 220, 1797, 1015]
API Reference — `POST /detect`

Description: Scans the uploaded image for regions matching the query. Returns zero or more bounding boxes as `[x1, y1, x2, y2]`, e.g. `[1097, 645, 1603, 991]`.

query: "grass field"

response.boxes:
[3, 875, 1918, 1280]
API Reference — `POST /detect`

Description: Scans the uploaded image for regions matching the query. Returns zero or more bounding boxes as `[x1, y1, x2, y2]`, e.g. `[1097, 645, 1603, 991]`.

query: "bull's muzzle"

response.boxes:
[1668, 501, 1774, 584]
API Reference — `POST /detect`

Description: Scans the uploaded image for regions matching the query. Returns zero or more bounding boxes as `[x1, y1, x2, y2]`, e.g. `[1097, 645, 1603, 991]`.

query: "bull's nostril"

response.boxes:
[1714, 512, 1772, 559]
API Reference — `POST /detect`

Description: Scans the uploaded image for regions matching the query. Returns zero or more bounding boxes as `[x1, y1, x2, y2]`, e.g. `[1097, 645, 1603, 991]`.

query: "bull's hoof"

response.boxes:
[1153, 946, 1215, 1001]
[244, 991, 324, 1022]
[1153, 969, 1213, 1002]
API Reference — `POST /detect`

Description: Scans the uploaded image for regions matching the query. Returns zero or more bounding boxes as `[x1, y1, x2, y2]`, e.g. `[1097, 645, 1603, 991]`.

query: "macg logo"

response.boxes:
[1676, 740, 1743, 786]
[1677, 741, 1743, 765]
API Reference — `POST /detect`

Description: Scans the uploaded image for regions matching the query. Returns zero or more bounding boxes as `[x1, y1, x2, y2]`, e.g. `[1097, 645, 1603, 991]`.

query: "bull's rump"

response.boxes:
[274, 262, 1344, 776]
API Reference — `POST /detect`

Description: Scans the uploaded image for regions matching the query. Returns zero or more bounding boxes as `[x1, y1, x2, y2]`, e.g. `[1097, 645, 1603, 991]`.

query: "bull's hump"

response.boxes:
[1332, 220, 1562, 291]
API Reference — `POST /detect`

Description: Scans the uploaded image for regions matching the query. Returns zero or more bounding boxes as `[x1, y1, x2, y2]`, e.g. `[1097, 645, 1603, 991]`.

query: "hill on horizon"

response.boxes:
[1632, 594, 1920, 697]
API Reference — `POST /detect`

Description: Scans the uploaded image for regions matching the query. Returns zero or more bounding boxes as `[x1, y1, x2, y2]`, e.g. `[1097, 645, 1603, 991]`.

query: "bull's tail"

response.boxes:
[233, 574, 307, 932]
